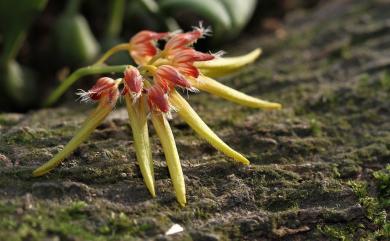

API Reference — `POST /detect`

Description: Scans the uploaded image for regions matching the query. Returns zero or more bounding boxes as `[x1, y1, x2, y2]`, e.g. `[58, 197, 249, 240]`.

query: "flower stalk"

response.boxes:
[95, 43, 130, 65]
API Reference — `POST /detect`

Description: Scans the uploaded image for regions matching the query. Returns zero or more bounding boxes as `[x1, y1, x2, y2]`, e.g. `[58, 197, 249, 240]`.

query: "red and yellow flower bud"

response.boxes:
[123, 66, 143, 99]
[34, 78, 120, 176]
[155, 65, 192, 91]
[147, 85, 170, 113]
[164, 26, 209, 55]
[78, 77, 120, 107]
[170, 49, 214, 78]
[129, 30, 168, 65]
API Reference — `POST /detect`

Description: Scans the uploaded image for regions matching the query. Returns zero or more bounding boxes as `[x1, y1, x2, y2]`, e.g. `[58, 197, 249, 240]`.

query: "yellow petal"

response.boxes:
[125, 95, 156, 197]
[169, 91, 250, 165]
[151, 112, 186, 207]
[190, 75, 282, 110]
[195, 48, 261, 78]
[33, 104, 112, 176]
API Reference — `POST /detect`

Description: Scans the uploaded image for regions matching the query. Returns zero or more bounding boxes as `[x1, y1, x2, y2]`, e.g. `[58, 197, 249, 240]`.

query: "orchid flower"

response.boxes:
[35, 25, 282, 206]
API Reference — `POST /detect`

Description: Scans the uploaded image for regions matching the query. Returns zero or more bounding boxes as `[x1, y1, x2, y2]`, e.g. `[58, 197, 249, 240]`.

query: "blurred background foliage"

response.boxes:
[0, 0, 321, 112]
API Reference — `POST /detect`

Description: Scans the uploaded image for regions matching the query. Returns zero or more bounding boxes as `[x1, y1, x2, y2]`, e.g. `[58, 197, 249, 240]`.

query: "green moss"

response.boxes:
[0, 200, 162, 241]
[335, 159, 362, 179]
[0, 200, 103, 241]
[373, 165, 390, 208]
[347, 181, 389, 239]
[380, 71, 390, 90]
[0, 115, 19, 126]
[309, 117, 322, 137]
[318, 224, 353, 241]
[357, 143, 389, 164]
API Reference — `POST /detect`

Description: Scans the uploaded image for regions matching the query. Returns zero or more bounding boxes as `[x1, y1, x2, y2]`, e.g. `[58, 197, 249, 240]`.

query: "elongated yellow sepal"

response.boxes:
[169, 91, 250, 165]
[195, 48, 261, 78]
[125, 95, 156, 197]
[151, 112, 186, 207]
[190, 75, 282, 110]
[33, 103, 112, 176]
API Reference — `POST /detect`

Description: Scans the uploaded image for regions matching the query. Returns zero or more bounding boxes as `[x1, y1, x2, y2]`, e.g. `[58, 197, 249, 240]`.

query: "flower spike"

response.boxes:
[37, 26, 282, 206]
[169, 91, 250, 165]
[151, 112, 186, 206]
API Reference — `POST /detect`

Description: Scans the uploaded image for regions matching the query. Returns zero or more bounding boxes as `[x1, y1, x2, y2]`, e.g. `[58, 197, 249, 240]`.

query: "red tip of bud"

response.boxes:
[130, 31, 168, 65]
[167, 49, 213, 78]
[164, 30, 205, 55]
[147, 85, 170, 113]
[89, 77, 116, 100]
[123, 66, 143, 97]
[156, 65, 192, 90]
[172, 49, 214, 63]
[193, 51, 215, 61]
[174, 63, 200, 78]
[164, 23, 210, 55]
[78, 77, 119, 106]
[130, 31, 168, 44]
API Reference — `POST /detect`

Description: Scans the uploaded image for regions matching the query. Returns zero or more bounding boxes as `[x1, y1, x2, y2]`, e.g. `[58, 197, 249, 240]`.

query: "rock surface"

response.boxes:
[1, 0, 389, 240]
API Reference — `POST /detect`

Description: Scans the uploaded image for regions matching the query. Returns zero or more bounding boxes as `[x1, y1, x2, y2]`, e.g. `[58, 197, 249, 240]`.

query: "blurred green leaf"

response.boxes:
[0, 61, 37, 109]
[0, 0, 46, 109]
[159, 0, 232, 41]
[136, 0, 180, 31]
[54, 13, 100, 65]
[105, 0, 126, 39]
[159, 0, 257, 41]
[219, 0, 257, 37]
[0, 0, 48, 64]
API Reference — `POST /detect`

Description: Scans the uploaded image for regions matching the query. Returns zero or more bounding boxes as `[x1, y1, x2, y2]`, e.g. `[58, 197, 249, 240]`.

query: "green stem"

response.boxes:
[94, 43, 130, 65]
[44, 64, 127, 107]
[105, 0, 126, 39]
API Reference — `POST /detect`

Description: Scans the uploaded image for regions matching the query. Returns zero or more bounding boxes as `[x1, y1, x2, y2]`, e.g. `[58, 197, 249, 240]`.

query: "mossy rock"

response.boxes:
[1, 0, 389, 240]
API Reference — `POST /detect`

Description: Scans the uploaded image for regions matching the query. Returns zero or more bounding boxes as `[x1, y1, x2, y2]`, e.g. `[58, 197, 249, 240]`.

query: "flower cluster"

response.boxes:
[127, 27, 215, 116]
[33, 25, 281, 206]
